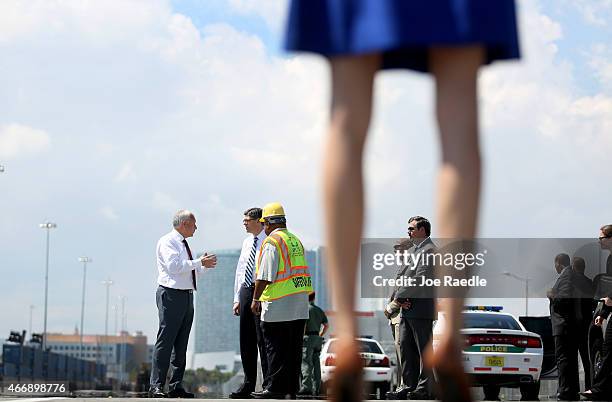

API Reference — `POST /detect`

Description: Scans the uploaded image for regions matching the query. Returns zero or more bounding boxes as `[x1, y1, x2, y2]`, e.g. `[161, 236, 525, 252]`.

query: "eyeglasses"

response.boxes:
[599, 236, 611, 241]
[407, 227, 417, 232]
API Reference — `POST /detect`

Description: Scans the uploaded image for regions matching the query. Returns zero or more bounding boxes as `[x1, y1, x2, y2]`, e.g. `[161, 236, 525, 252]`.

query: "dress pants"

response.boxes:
[150, 286, 194, 391]
[554, 333, 579, 398]
[591, 319, 612, 394]
[390, 322, 404, 389]
[238, 285, 269, 392]
[399, 318, 433, 395]
[261, 319, 307, 395]
[577, 321, 591, 390]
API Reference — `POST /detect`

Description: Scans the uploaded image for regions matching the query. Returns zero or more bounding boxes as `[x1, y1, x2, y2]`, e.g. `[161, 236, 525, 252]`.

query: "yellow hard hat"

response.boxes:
[260, 202, 286, 222]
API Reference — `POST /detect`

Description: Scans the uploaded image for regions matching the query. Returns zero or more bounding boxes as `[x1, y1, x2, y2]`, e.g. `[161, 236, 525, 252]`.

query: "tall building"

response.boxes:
[308, 247, 330, 311]
[194, 249, 241, 354]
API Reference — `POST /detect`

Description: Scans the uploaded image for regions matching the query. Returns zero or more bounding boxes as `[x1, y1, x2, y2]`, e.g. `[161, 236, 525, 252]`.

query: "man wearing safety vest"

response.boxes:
[250, 202, 313, 399]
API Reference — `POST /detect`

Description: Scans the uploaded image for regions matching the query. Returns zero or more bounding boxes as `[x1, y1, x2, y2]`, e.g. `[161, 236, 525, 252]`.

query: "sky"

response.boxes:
[0, 0, 611, 344]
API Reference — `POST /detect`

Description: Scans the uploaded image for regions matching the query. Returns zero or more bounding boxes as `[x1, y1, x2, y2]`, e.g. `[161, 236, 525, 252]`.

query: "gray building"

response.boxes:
[306, 247, 330, 311]
[194, 249, 241, 354]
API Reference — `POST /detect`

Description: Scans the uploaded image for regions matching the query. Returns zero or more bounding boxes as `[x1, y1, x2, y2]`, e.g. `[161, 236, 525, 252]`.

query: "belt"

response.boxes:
[243, 283, 255, 289]
[160, 285, 193, 294]
[305, 331, 319, 336]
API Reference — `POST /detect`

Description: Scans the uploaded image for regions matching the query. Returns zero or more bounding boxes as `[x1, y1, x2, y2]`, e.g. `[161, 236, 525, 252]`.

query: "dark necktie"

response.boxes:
[182, 239, 197, 291]
[243, 236, 258, 287]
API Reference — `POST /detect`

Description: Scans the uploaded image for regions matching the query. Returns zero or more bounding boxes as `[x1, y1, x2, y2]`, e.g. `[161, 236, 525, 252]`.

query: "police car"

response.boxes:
[320, 337, 393, 399]
[433, 306, 544, 400]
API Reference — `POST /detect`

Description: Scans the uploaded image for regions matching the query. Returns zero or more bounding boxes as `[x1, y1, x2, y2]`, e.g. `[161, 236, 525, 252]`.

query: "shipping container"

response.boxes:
[2, 344, 21, 364]
[47, 352, 58, 379]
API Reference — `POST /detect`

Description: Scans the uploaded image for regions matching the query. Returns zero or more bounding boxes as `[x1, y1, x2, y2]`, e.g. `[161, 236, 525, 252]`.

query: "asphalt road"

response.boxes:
[0, 399, 585, 402]
[0, 399, 434, 402]
[0, 399, 377, 402]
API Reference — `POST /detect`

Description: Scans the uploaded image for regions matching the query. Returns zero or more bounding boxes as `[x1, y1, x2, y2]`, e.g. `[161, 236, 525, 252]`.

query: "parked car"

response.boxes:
[320, 337, 392, 399]
[433, 306, 544, 401]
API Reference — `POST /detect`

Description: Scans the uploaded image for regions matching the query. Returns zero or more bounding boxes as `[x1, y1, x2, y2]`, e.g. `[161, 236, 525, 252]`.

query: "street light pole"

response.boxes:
[78, 256, 92, 360]
[39, 222, 57, 351]
[503, 271, 529, 316]
[119, 295, 126, 386]
[112, 304, 118, 335]
[101, 278, 113, 367]
[29, 305, 35, 336]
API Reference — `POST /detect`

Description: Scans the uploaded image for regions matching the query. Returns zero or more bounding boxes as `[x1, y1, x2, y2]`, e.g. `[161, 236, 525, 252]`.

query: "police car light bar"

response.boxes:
[464, 305, 503, 312]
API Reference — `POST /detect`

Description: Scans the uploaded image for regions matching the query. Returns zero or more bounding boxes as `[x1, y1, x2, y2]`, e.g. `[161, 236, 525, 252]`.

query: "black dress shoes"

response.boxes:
[167, 388, 195, 398]
[580, 391, 609, 401]
[386, 388, 411, 400]
[149, 386, 167, 398]
[408, 390, 434, 400]
[230, 390, 254, 399]
[251, 389, 288, 399]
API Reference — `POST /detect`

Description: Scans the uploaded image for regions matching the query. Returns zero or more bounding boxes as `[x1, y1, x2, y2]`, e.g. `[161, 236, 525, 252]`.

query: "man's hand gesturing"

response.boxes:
[201, 252, 217, 268]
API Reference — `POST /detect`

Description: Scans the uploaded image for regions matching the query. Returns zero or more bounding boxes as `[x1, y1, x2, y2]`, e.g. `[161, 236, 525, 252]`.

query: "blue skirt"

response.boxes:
[285, 0, 520, 72]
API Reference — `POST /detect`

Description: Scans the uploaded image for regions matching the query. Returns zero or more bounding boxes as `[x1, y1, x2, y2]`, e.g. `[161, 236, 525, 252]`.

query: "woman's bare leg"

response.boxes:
[428, 45, 484, 401]
[324, 54, 379, 399]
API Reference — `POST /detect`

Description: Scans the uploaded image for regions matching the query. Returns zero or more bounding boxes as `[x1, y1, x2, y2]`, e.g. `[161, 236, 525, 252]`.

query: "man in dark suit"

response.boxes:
[386, 216, 435, 400]
[230, 208, 268, 398]
[571, 256, 594, 390]
[549, 253, 579, 400]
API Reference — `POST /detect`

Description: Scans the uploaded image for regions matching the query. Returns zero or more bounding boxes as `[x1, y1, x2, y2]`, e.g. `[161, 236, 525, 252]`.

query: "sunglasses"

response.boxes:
[599, 236, 611, 241]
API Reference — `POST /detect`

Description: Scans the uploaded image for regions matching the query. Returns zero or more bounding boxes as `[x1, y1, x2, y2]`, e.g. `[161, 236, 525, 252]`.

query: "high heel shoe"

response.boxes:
[329, 339, 363, 402]
[425, 339, 472, 402]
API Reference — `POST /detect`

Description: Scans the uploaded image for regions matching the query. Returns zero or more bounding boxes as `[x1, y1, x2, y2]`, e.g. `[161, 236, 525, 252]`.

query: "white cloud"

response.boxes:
[482, 0, 611, 150]
[0, 0, 172, 44]
[153, 191, 181, 213]
[227, 0, 287, 33]
[0, 123, 50, 159]
[567, 0, 612, 26]
[589, 43, 612, 90]
[114, 162, 137, 182]
[95, 142, 115, 155]
[100, 206, 119, 221]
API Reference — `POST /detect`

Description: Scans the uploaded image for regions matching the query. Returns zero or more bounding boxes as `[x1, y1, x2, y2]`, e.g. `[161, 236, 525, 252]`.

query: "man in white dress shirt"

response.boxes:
[149, 210, 217, 398]
[229, 207, 269, 398]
